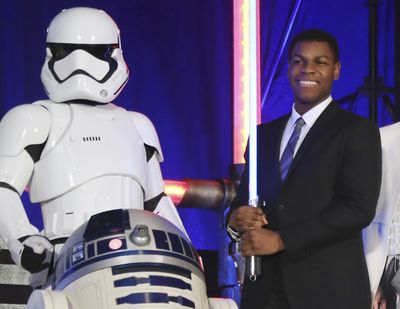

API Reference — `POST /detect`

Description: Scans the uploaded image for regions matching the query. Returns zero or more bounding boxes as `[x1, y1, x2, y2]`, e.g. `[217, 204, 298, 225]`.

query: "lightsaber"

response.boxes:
[245, 0, 261, 282]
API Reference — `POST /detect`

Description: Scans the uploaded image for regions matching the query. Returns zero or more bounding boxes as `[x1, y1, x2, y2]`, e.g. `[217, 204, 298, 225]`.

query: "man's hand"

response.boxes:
[372, 287, 386, 309]
[229, 206, 268, 233]
[240, 229, 285, 256]
[19, 235, 54, 273]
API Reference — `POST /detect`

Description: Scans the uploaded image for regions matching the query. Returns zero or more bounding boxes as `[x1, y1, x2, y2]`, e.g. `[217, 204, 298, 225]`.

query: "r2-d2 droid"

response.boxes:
[27, 209, 236, 309]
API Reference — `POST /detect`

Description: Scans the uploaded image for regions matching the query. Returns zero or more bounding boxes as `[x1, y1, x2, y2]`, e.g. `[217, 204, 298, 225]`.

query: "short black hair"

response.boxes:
[288, 29, 340, 62]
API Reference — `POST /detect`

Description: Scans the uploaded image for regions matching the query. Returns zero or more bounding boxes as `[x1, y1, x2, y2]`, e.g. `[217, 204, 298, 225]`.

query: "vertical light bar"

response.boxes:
[233, 0, 249, 164]
[233, 0, 261, 164]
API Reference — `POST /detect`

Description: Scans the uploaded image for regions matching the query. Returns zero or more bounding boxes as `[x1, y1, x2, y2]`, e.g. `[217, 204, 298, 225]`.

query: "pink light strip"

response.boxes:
[233, 0, 261, 164]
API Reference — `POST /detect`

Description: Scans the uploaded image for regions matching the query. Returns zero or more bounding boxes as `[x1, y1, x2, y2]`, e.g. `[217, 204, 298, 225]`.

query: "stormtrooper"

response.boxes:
[0, 5, 214, 306]
[0, 7, 239, 308]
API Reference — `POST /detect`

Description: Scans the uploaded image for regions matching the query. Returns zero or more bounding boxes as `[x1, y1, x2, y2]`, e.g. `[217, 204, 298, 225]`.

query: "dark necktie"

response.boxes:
[280, 117, 305, 181]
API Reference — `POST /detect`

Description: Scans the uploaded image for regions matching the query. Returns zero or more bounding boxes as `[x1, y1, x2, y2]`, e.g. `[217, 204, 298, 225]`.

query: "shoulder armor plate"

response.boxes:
[0, 104, 51, 157]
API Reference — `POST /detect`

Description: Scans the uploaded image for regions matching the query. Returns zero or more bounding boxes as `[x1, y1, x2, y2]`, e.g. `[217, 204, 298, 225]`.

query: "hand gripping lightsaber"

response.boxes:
[245, 0, 262, 282]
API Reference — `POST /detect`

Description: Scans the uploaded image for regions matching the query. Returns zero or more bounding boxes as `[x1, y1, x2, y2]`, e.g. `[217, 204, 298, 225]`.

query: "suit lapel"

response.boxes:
[284, 102, 339, 181]
[258, 115, 288, 187]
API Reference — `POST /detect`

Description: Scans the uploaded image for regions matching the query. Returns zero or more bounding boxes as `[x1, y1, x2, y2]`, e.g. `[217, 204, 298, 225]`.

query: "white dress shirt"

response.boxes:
[280, 96, 333, 159]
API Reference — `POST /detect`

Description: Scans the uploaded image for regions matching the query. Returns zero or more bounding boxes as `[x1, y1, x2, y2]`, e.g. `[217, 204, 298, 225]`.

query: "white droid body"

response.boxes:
[29, 209, 207, 309]
[27, 209, 236, 309]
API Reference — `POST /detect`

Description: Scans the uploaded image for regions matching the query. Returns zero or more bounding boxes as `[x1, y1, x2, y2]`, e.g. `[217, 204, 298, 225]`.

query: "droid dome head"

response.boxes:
[41, 7, 129, 104]
[50, 209, 209, 308]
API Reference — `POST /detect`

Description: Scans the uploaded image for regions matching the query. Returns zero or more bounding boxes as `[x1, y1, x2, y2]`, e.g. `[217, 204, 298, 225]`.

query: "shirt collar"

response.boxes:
[287, 96, 333, 128]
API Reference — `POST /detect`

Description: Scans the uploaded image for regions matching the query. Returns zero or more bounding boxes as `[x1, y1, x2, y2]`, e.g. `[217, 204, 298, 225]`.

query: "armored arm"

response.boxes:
[0, 104, 53, 270]
[130, 112, 188, 236]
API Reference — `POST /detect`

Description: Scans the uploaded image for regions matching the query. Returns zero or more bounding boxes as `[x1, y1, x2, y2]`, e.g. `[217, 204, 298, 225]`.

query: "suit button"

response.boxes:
[278, 204, 285, 210]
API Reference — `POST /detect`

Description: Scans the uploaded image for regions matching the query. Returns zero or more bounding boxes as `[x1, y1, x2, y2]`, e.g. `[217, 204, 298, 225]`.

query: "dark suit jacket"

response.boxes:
[230, 102, 382, 309]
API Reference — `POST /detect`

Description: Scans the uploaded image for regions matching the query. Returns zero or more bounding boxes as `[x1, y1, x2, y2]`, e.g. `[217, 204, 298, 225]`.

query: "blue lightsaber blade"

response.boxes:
[245, 0, 261, 282]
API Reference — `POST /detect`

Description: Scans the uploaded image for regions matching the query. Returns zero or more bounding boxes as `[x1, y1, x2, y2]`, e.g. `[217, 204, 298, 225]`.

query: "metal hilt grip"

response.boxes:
[245, 255, 261, 281]
[245, 198, 262, 281]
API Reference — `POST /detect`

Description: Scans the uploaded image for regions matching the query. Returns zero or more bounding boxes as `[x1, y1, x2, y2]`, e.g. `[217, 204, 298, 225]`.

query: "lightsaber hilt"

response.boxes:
[245, 197, 262, 281]
[246, 255, 262, 282]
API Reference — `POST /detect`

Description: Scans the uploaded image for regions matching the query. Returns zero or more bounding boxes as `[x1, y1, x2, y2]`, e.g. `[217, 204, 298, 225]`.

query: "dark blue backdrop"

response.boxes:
[0, 0, 233, 250]
[0, 0, 396, 250]
[260, 0, 395, 125]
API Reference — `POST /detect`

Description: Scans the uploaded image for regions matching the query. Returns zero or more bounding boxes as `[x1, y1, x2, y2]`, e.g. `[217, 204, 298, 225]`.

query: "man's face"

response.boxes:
[288, 41, 340, 113]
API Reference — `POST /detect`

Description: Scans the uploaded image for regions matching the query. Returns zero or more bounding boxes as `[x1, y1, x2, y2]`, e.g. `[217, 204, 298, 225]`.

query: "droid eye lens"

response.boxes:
[109, 238, 123, 250]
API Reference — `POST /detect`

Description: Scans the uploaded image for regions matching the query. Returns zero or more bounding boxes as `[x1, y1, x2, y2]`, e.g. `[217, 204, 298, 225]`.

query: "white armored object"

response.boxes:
[27, 209, 237, 309]
[41, 7, 129, 103]
[27, 209, 208, 308]
[0, 6, 237, 309]
[0, 6, 185, 282]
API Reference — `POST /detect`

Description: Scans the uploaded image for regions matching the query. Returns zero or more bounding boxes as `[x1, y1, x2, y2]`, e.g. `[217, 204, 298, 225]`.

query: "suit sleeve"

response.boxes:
[280, 119, 382, 261]
[226, 145, 250, 224]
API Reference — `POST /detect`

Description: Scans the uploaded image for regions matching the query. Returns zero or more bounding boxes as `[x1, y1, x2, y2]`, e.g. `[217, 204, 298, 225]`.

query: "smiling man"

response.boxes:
[227, 29, 382, 309]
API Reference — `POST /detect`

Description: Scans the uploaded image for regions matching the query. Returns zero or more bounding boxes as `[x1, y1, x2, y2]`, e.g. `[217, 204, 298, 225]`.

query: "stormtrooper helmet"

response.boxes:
[41, 7, 129, 103]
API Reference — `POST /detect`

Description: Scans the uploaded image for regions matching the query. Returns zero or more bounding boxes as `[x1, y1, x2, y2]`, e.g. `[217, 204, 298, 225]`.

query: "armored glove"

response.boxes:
[18, 235, 54, 273]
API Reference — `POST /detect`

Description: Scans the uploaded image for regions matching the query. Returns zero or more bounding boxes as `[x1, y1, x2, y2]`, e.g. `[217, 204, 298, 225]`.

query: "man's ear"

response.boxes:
[334, 62, 341, 80]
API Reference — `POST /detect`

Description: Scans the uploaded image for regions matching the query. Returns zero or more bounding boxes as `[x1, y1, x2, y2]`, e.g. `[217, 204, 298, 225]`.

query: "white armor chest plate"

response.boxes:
[30, 102, 147, 202]
[29, 102, 148, 237]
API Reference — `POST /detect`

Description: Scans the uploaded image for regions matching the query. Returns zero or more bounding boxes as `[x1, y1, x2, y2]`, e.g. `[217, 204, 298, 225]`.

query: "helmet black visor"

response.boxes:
[47, 43, 119, 61]
[46, 43, 119, 84]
